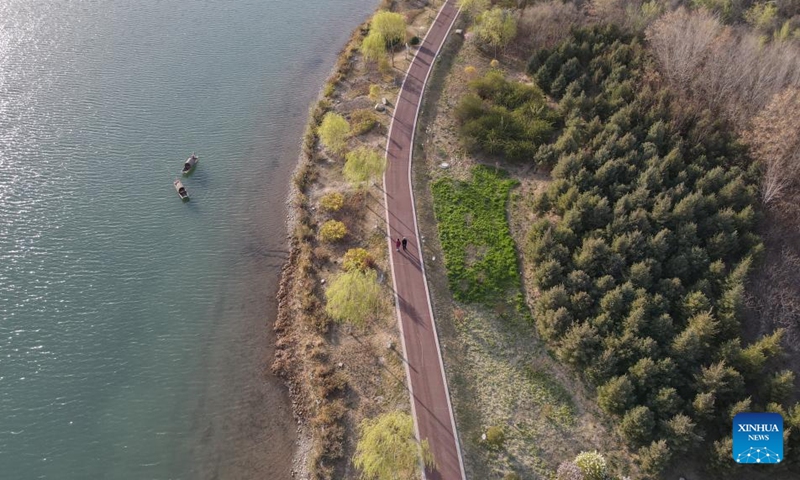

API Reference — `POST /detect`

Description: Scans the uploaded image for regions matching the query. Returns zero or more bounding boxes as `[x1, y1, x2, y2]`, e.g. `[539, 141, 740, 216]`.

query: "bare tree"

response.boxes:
[647, 8, 800, 129]
[745, 88, 800, 204]
[514, 1, 586, 54]
[646, 8, 721, 93]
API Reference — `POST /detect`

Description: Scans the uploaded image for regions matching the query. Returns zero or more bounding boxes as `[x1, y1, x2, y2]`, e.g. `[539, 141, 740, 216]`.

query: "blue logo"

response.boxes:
[733, 412, 783, 464]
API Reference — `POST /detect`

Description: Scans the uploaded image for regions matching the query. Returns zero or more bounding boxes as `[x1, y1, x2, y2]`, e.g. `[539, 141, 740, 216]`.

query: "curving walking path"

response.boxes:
[382, 2, 465, 479]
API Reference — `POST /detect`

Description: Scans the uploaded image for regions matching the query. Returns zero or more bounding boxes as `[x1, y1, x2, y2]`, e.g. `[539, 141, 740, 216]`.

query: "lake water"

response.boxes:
[0, 0, 376, 478]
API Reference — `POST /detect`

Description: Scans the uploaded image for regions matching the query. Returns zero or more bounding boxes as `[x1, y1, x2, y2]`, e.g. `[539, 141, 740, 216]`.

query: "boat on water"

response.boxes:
[182, 153, 199, 175]
[174, 179, 189, 200]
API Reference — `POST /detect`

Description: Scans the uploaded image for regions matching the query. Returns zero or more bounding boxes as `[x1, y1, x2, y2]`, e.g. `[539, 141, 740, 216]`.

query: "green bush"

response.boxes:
[455, 71, 558, 162]
[369, 84, 381, 102]
[325, 269, 382, 327]
[485, 426, 505, 447]
[319, 220, 347, 243]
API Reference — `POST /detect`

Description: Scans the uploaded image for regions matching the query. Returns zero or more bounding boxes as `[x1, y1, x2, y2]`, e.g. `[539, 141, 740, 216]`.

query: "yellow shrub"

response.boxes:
[343, 248, 374, 271]
[369, 84, 381, 102]
[319, 192, 344, 212]
[319, 220, 347, 243]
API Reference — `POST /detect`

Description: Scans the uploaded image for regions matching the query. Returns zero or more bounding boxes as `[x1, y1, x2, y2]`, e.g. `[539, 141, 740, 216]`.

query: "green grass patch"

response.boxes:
[432, 165, 520, 303]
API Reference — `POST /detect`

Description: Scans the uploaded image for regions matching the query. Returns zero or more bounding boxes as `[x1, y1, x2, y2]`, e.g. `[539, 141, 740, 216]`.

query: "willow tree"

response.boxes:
[362, 31, 387, 63]
[370, 11, 407, 66]
[458, 0, 490, 17]
[475, 7, 518, 58]
[318, 112, 350, 156]
[343, 146, 386, 184]
[325, 269, 382, 327]
[353, 410, 435, 480]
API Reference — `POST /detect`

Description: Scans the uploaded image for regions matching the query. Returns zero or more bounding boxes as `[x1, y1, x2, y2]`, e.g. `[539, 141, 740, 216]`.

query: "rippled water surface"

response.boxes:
[0, 0, 376, 477]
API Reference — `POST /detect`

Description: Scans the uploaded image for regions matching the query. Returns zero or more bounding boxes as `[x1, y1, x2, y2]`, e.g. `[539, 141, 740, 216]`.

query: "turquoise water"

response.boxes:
[0, 0, 376, 478]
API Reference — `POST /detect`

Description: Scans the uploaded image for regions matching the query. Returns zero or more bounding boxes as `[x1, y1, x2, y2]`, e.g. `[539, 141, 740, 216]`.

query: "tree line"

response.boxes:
[503, 25, 797, 475]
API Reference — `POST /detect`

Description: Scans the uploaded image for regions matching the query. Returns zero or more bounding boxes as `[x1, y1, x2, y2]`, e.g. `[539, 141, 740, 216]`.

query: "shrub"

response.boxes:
[455, 71, 557, 161]
[485, 426, 505, 447]
[343, 248, 374, 272]
[350, 109, 379, 136]
[323, 82, 335, 98]
[573, 451, 607, 480]
[319, 112, 350, 156]
[369, 84, 381, 102]
[343, 146, 386, 183]
[319, 192, 344, 212]
[409, 35, 420, 46]
[319, 220, 347, 243]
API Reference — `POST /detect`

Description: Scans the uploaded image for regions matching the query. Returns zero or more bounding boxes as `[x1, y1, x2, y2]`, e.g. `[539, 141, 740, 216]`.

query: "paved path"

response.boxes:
[382, 2, 465, 480]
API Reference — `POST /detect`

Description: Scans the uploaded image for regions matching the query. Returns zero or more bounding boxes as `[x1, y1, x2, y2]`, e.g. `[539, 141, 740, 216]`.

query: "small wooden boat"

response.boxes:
[174, 179, 189, 200]
[182, 153, 199, 175]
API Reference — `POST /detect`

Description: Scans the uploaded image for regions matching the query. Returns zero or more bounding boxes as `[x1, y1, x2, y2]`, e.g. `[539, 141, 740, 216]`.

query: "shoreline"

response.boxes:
[272, 1, 445, 477]
[272, 12, 377, 480]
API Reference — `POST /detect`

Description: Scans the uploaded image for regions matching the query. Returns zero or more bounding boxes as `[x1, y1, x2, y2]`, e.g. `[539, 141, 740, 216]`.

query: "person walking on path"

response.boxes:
[402, 237, 408, 251]
[395, 238, 401, 252]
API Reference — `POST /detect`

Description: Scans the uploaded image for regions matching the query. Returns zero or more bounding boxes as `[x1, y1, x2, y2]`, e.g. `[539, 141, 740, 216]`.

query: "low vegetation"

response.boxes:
[342, 247, 374, 272]
[431, 165, 519, 303]
[350, 109, 380, 136]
